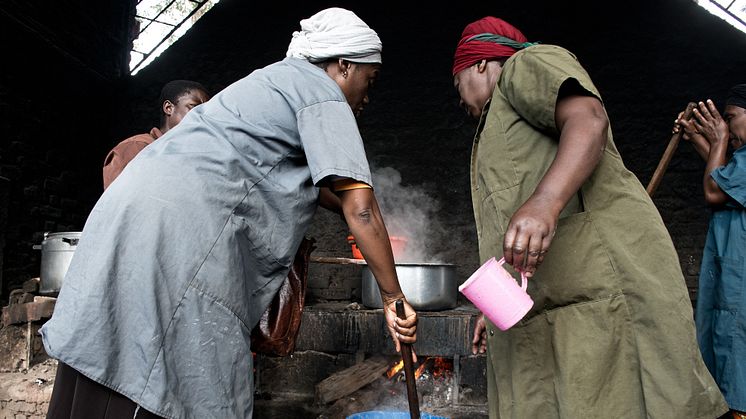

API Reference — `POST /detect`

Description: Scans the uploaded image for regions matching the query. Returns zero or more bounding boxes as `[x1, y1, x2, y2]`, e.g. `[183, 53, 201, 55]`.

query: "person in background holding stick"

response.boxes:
[677, 85, 746, 419]
[451, 15, 727, 418]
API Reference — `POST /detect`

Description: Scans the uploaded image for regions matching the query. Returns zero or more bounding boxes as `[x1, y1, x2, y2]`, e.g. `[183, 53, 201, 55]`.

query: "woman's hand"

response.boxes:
[673, 110, 696, 140]
[672, 110, 684, 135]
[682, 100, 731, 206]
[472, 313, 487, 355]
[503, 196, 557, 277]
[677, 113, 706, 142]
[689, 100, 729, 147]
[383, 298, 418, 362]
[504, 88, 606, 277]
[674, 105, 711, 160]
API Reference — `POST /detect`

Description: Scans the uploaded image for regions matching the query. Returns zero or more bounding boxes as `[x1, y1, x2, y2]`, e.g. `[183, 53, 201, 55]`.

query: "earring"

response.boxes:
[343, 71, 348, 78]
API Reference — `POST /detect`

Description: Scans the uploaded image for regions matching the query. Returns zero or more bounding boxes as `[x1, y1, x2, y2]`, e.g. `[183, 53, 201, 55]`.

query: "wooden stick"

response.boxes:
[309, 256, 367, 265]
[396, 299, 420, 419]
[646, 102, 697, 197]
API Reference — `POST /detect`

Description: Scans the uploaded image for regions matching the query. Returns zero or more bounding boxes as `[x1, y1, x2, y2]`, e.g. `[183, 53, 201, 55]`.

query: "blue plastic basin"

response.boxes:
[346, 411, 448, 419]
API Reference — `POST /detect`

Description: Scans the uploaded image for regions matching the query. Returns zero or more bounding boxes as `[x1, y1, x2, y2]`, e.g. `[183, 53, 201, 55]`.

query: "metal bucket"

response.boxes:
[361, 263, 458, 311]
[33, 231, 81, 295]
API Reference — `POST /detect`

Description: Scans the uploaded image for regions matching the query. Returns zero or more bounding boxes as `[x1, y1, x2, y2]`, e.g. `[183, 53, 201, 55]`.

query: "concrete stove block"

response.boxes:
[295, 302, 481, 356]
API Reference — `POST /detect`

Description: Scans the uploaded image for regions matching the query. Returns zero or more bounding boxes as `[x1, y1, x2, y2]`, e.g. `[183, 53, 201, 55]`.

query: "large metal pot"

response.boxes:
[361, 263, 458, 311]
[32, 231, 81, 295]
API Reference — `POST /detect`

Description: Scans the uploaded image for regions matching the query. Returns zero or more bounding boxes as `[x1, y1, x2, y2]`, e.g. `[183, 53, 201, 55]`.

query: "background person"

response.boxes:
[41, 7, 417, 419]
[102, 79, 210, 189]
[452, 16, 727, 418]
[677, 88, 746, 419]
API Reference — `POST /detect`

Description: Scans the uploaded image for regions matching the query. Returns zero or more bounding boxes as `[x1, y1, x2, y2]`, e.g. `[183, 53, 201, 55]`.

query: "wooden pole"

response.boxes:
[309, 256, 367, 265]
[396, 299, 420, 419]
[646, 102, 697, 197]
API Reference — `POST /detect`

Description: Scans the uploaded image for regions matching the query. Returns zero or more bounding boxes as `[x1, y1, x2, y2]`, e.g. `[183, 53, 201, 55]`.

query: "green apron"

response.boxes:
[470, 45, 728, 419]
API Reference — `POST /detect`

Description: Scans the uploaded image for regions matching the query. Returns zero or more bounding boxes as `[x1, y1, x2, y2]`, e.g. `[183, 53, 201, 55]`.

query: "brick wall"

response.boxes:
[0, 0, 132, 299]
[0, 177, 7, 295]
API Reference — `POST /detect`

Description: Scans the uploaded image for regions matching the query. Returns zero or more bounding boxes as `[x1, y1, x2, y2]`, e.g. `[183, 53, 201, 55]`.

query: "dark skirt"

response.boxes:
[47, 362, 163, 419]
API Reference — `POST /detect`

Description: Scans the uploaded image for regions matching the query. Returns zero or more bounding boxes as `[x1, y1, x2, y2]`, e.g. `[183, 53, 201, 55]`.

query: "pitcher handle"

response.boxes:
[497, 257, 529, 291]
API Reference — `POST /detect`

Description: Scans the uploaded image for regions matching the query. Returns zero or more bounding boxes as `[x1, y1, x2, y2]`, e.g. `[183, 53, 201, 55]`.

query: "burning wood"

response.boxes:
[386, 357, 454, 381]
[314, 355, 396, 405]
[431, 357, 453, 379]
[415, 361, 427, 379]
[386, 360, 404, 378]
[315, 355, 467, 417]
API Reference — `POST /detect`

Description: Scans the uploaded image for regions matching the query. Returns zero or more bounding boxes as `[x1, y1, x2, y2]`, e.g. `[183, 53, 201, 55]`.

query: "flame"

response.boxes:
[432, 357, 453, 379]
[386, 360, 404, 378]
[414, 359, 428, 379]
[386, 356, 454, 380]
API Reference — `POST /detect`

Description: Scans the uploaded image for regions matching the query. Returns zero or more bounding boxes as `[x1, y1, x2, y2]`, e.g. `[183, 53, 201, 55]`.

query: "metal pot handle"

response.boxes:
[62, 237, 79, 246]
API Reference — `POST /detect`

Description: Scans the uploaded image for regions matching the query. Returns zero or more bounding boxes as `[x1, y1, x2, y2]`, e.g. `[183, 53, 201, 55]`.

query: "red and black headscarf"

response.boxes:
[452, 17, 537, 76]
[726, 84, 746, 109]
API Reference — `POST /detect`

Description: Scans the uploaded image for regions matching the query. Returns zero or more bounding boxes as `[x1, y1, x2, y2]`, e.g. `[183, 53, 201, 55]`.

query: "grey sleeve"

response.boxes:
[297, 100, 372, 186]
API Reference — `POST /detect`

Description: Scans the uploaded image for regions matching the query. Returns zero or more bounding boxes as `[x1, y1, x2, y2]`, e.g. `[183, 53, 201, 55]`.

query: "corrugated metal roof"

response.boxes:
[129, 0, 219, 75]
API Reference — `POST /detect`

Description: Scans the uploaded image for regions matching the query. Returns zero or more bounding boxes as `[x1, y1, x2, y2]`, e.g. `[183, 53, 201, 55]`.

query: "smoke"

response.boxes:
[371, 166, 447, 263]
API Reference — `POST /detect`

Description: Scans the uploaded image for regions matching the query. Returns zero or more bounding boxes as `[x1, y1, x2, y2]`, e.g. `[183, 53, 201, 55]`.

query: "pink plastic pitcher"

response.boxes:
[459, 257, 534, 331]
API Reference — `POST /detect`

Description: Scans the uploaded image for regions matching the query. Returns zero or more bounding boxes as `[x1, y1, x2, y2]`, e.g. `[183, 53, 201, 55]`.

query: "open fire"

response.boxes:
[377, 356, 457, 414]
[386, 356, 454, 381]
[252, 297, 488, 417]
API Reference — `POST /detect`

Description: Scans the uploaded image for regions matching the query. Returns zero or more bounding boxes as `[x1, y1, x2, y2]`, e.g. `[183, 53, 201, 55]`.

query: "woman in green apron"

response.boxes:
[452, 16, 728, 418]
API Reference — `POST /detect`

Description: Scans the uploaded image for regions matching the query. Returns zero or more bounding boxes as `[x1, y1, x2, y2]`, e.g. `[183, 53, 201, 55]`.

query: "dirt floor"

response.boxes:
[254, 371, 488, 419]
[0, 357, 56, 419]
[254, 397, 488, 419]
[1, 320, 485, 419]
[0, 358, 487, 419]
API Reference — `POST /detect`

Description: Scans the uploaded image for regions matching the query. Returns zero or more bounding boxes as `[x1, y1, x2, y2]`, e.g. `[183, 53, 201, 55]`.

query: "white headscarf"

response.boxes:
[286, 7, 382, 64]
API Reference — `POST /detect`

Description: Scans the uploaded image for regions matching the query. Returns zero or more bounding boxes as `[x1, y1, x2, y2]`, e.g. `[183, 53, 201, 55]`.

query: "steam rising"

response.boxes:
[371, 166, 447, 263]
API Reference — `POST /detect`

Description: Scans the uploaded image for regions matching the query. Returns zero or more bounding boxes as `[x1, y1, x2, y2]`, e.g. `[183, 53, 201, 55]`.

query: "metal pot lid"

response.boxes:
[44, 231, 82, 239]
[39, 231, 82, 250]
